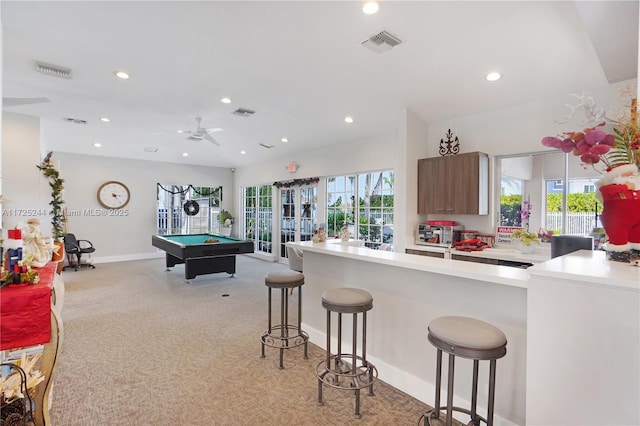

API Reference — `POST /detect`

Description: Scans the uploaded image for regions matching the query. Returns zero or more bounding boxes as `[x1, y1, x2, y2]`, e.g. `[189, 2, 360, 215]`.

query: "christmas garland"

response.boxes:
[273, 177, 319, 188]
[157, 184, 222, 200]
[36, 153, 65, 240]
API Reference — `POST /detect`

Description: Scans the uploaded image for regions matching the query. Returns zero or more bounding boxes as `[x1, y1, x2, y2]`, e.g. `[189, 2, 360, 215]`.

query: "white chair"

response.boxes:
[379, 243, 393, 251]
[287, 246, 303, 272]
[286, 246, 303, 295]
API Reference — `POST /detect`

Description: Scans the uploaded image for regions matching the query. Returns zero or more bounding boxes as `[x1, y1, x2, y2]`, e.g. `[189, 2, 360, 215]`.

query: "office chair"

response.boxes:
[63, 233, 96, 271]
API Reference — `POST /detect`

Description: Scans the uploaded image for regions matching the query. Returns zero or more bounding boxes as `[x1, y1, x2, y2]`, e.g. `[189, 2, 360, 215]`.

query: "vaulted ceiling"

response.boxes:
[2, 1, 638, 167]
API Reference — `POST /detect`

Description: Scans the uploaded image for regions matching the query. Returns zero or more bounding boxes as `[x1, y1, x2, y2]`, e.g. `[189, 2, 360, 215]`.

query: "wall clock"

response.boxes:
[97, 181, 130, 209]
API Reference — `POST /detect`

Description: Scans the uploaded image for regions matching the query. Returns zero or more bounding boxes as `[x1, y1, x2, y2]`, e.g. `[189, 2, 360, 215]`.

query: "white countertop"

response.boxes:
[528, 249, 640, 292]
[292, 241, 640, 292]
[291, 240, 530, 288]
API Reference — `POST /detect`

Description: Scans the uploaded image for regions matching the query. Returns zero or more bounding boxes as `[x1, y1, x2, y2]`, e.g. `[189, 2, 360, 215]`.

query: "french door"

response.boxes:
[279, 186, 317, 260]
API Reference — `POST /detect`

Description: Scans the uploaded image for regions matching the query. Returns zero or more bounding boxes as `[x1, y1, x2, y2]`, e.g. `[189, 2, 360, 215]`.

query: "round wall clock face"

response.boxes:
[97, 181, 130, 209]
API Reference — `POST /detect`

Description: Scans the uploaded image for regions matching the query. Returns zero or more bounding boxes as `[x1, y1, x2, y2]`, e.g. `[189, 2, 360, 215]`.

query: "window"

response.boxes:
[156, 184, 221, 234]
[327, 170, 394, 247]
[499, 177, 523, 226]
[545, 177, 602, 235]
[326, 175, 355, 238]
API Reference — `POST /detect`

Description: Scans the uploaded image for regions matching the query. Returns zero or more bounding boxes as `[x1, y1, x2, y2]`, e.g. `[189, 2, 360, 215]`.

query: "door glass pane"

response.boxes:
[299, 187, 317, 243]
[257, 185, 273, 254]
[280, 188, 296, 258]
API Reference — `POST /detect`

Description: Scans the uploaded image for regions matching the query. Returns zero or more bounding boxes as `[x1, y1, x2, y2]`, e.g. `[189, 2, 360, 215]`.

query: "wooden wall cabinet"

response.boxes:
[417, 151, 489, 215]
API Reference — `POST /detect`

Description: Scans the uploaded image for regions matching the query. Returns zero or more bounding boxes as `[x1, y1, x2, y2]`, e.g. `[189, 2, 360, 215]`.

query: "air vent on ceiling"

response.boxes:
[233, 108, 256, 117]
[259, 143, 274, 149]
[361, 30, 402, 54]
[35, 61, 72, 79]
[64, 117, 87, 125]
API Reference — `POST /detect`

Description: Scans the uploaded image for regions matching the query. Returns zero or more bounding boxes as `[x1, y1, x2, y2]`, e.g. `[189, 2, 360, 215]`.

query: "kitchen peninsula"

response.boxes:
[290, 241, 639, 426]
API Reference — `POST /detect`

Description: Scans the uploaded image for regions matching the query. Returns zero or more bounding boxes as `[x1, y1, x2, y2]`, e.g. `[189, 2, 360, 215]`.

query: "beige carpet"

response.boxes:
[51, 255, 432, 425]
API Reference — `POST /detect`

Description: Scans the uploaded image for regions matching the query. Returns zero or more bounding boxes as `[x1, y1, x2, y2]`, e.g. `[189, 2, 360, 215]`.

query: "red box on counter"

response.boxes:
[7, 229, 22, 239]
[427, 220, 457, 226]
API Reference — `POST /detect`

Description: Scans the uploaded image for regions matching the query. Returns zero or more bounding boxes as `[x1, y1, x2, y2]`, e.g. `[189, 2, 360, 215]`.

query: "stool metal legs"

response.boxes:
[260, 285, 308, 369]
[316, 310, 378, 418]
[426, 350, 497, 426]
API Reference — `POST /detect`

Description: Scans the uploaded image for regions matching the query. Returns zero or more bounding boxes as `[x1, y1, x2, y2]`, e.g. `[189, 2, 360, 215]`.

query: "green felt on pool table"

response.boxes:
[162, 234, 240, 245]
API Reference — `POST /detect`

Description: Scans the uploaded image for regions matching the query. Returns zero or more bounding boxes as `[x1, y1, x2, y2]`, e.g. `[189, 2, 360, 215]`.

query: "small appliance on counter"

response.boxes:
[416, 222, 463, 247]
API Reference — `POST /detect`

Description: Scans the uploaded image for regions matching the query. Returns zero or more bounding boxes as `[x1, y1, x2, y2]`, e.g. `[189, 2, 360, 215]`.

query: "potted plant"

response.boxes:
[218, 209, 234, 236]
[510, 229, 541, 253]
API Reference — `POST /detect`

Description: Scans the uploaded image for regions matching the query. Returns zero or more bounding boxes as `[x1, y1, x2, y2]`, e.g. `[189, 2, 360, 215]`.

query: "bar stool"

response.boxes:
[260, 270, 309, 369]
[422, 316, 507, 426]
[316, 287, 378, 418]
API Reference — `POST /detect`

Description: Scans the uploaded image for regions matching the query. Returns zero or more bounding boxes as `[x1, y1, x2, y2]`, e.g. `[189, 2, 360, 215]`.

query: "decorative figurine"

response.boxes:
[340, 222, 350, 243]
[22, 218, 54, 268]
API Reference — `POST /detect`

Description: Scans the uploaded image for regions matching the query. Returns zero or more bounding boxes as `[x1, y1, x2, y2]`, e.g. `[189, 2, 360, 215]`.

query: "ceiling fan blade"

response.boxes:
[203, 133, 220, 146]
[3, 97, 50, 107]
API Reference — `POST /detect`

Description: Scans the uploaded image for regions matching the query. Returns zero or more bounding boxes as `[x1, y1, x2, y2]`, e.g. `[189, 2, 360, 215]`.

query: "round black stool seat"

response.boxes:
[260, 270, 308, 369]
[422, 316, 507, 426]
[316, 287, 377, 418]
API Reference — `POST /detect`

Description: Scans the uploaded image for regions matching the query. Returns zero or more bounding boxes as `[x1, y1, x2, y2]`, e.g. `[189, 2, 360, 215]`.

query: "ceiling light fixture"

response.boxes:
[177, 130, 184, 133]
[100, 117, 110, 122]
[93, 142, 101, 148]
[362, 1, 380, 15]
[344, 116, 354, 123]
[281, 138, 289, 143]
[220, 97, 232, 104]
[182, 152, 189, 157]
[240, 150, 246, 155]
[486, 71, 501, 81]
[114, 70, 130, 79]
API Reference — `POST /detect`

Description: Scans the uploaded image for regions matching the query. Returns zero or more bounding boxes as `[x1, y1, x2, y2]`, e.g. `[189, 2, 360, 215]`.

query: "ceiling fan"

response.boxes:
[182, 117, 221, 146]
[3, 97, 50, 107]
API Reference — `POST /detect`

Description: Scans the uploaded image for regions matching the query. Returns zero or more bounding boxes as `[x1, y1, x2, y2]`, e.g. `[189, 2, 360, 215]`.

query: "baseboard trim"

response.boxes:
[91, 252, 164, 264]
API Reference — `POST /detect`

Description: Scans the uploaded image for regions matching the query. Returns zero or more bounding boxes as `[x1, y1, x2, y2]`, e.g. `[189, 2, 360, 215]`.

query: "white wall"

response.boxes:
[1, 111, 234, 261]
[53, 152, 233, 261]
[1, 113, 51, 232]
[232, 130, 402, 249]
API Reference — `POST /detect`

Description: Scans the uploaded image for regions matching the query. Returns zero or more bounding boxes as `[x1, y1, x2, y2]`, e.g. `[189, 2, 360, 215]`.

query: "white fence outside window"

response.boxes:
[546, 212, 601, 236]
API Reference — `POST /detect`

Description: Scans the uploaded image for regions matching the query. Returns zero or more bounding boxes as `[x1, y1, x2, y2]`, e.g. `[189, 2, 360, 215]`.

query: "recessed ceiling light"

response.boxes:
[93, 142, 101, 148]
[344, 116, 354, 123]
[177, 130, 184, 133]
[362, 1, 380, 15]
[281, 138, 289, 143]
[182, 152, 189, 157]
[114, 70, 130, 79]
[240, 150, 246, 155]
[486, 71, 501, 81]
[220, 97, 232, 104]
[100, 117, 110, 122]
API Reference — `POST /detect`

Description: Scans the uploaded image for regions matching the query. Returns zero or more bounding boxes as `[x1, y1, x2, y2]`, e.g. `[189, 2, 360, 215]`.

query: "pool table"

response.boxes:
[151, 234, 254, 280]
